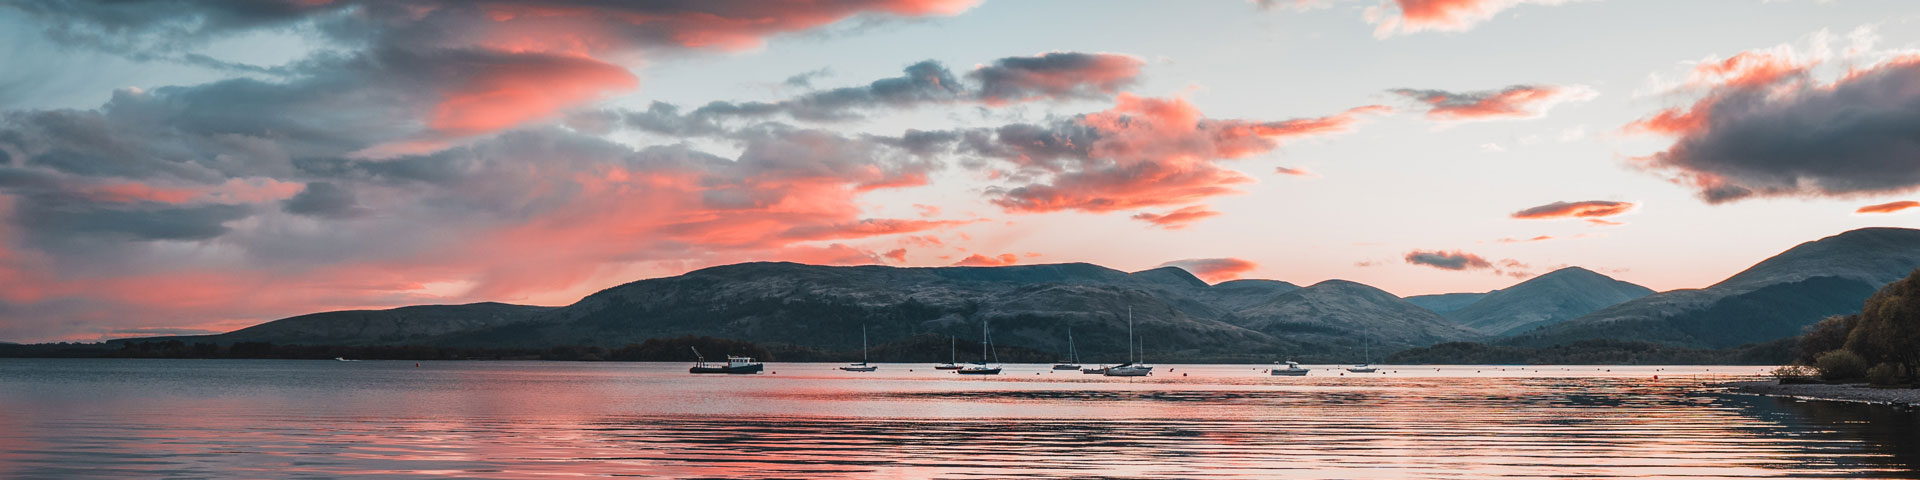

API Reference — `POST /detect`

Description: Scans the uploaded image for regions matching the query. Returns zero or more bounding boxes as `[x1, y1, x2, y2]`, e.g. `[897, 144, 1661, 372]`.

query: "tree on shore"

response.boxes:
[1846, 268, 1920, 379]
[1797, 268, 1920, 385]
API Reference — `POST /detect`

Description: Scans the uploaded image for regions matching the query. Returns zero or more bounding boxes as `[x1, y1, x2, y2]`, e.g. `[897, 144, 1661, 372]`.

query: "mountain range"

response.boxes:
[1504, 227, 1920, 348]
[121, 227, 1920, 360]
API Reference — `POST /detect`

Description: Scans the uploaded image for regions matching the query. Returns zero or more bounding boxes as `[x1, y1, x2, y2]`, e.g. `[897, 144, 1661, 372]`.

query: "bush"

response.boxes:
[1815, 349, 1870, 381]
[1770, 365, 1817, 383]
[1866, 363, 1906, 386]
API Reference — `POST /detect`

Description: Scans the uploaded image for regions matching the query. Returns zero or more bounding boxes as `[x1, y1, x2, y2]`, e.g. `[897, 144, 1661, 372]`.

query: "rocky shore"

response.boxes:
[1726, 380, 1920, 407]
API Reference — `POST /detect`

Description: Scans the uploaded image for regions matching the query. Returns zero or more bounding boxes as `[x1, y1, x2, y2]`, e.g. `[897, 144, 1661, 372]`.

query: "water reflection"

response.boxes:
[0, 360, 1914, 478]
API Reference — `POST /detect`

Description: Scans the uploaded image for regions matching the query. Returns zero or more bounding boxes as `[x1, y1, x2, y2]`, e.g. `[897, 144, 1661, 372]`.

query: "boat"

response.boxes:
[956, 321, 1002, 375]
[688, 347, 763, 374]
[1104, 307, 1152, 377]
[840, 325, 878, 372]
[333, 357, 358, 362]
[1080, 365, 1107, 374]
[935, 336, 962, 370]
[1051, 327, 1081, 370]
[1272, 360, 1310, 376]
[1346, 333, 1377, 373]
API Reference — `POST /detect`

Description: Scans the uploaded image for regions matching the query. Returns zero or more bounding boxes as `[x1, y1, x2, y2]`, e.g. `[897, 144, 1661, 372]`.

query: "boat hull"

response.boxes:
[1080, 367, 1107, 374]
[1271, 369, 1309, 376]
[1104, 365, 1152, 377]
[840, 365, 878, 372]
[690, 364, 763, 374]
[1051, 364, 1081, 370]
[933, 364, 962, 370]
[956, 367, 1002, 375]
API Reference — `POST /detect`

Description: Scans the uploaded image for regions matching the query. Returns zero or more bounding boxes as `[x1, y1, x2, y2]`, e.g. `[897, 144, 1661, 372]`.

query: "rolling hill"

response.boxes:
[1444, 267, 1654, 337]
[1506, 227, 1920, 348]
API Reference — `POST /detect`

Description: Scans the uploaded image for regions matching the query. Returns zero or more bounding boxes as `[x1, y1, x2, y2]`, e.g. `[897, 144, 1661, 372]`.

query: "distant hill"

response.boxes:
[118, 262, 1468, 362]
[1445, 267, 1654, 337]
[1195, 278, 1301, 312]
[1229, 280, 1485, 348]
[1507, 227, 1920, 348]
[167, 302, 556, 346]
[1404, 292, 1492, 314]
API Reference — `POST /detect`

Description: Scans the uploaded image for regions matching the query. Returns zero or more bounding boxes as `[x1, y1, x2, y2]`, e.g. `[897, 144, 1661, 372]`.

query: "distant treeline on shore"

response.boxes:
[0, 334, 1071, 363]
[2, 333, 1801, 365]
[1386, 338, 1795, 365]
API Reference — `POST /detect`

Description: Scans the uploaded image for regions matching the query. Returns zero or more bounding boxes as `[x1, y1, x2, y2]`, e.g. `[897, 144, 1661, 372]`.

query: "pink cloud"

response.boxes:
[952, 253, 1020, 266]
[1157, 258, 1259, 283]
[1856, 201, 1919, 214]
[1130, 205, 1222, 229]
[984, 94, 1388, 215]
[1510, 200, 1635, 219]
[1393, 84, 1595, 121]
[1365, 0, 1573, 38]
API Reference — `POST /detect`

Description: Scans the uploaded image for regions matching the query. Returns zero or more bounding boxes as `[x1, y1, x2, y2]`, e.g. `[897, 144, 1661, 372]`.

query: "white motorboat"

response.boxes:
[1272, 361, 1310, 376]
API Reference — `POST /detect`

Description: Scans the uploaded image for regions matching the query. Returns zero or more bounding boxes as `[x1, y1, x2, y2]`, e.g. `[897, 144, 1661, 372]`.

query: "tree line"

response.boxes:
[1784, 268, 1920, 386]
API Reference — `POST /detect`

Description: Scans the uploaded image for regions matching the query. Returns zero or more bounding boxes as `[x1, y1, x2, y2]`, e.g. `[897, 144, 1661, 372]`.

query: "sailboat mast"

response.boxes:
[1068, 327, 1076, 363]
[861, 325, 868, 364]
[1127, 306, 1135, 364]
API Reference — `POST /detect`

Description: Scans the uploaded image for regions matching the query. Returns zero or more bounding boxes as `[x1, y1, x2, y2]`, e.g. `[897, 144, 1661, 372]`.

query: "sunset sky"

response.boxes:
[2, 0, 1918, 342]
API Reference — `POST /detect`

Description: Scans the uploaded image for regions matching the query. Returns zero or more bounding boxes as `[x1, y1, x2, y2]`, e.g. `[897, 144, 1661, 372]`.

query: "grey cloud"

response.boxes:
[782, 67, 833, 88]
[1646, 62, 1920, 203]
[14, 198, 250, 242]
[612, 53, 1144, 134]
[969, 52, 1144, 103]
[282, 181, 365, 219]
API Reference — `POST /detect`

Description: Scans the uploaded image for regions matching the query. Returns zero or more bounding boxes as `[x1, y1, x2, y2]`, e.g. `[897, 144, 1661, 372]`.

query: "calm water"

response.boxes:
[0, 360, 1915, 479]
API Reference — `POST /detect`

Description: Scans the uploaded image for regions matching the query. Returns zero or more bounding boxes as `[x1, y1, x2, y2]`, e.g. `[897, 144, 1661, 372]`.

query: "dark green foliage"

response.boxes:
[1386, 338, 1794, 365]
[1797, 315, 1859, 365]
[1866, 363, 1906, 386]
[1847, 268, 1920, 377]
[1815, 350, 1868, 381]
[1785, 268, 1920, 385]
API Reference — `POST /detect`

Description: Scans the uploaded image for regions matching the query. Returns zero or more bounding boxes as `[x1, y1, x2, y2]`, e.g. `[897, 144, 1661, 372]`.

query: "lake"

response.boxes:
[0, 359, 1915, 478]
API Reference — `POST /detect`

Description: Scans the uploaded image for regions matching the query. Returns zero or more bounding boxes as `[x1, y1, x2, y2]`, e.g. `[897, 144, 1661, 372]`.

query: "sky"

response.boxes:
[1, 0, 1918, 343]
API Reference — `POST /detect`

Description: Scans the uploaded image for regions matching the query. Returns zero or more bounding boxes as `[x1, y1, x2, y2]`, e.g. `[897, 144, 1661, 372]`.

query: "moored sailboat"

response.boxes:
[957, 321, 1002, 375]
[1103, 307, 1152, 377]
[1052, 327, 1081, 370]
[1346, 333, 1377, 373]
[840, 325, 877, 372]
[934, 336, 962, 370]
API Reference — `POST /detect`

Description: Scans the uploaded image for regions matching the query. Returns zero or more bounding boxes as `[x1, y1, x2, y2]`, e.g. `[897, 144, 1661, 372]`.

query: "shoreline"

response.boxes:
[1724, 380, 1920, 408]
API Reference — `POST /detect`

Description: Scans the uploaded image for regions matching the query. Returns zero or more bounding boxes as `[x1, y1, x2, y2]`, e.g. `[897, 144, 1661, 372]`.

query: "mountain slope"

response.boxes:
[1445, 267, 1654, 336]
[436, 262, 1293, 360]
[1404, 292, 1492, 314]
[1196, 279, 1301, 312]
[1229, 280, 1486, 349]
[202, 302, 556, 346]
[1507, 227, 1920, 348]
